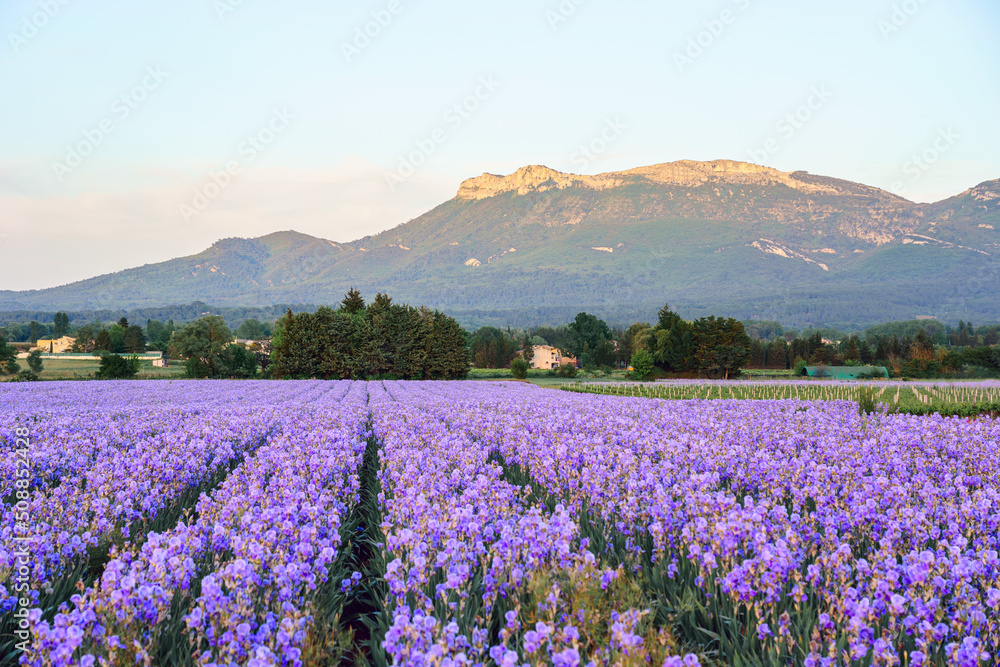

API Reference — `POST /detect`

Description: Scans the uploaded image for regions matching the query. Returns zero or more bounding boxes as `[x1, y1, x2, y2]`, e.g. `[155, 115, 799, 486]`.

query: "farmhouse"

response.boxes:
[529, 345, 578, 370]
[30, 336, 76, 353]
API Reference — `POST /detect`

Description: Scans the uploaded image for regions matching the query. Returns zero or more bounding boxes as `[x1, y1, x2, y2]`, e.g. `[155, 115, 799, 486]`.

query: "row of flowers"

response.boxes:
[4, 382, 359, 597]
[424, 382, 1000, 666]
[18, 381, 367, 666]
[369, 381, 696, 666]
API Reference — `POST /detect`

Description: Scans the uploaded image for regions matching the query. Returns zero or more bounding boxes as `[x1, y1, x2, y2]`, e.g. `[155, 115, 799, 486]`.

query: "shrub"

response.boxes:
[26, 349, 44, 373]
[185, 357, 212, 379]
[96, 354, 142, 380]
[510, 357, 529, 380]
[629, 349, 655, 382]
[10, 369, 39, 382]
[556, 363, 578, 378]
[220, 344, 259, 379]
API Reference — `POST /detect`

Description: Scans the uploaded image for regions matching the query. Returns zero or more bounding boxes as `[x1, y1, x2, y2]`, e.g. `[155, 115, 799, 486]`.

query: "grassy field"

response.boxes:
[27, 363, 613, 384]
[466, 367, 632, 386]
[739, 368, 798, 378]
[32, 358, 187, 381]
[562, 380, 1000, 417]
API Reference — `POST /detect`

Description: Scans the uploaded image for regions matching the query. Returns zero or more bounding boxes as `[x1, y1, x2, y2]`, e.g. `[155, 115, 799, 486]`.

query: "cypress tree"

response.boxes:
[341, 288, 365, 314]
[94, 330, 112, 352]
[426, 310, 469, 379]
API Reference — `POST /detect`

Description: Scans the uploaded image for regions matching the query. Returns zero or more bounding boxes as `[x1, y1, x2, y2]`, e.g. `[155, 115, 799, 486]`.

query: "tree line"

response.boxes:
[619, 305, 751, 380]
[4, 296, 998, 382]
[467, 304, 752, 380]
[0, 302, 304, 336]
[0, 315, 274, 355]
[741, 326, 1000, 378]
[269, 290, 469, 380]
[468, 308, 1000, 380]
[159, 290, 469, 380]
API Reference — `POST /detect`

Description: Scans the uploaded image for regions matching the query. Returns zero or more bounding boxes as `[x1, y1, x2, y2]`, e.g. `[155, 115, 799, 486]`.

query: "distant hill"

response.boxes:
[3, 159, 998, 328]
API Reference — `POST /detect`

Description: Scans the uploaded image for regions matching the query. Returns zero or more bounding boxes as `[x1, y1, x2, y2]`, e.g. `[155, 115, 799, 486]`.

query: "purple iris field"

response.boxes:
[3, 381, 1000, 667]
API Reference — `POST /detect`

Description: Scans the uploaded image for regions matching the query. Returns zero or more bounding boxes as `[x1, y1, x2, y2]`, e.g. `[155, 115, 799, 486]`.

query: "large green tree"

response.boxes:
[107, 323, 126, 353]
[691, 316, 752, 379]
[425, 310, 470, 379]
[650, 305, 695, 373]
[532, 326, 571, 352]
[341, 287, 366, 314]
[769, 337, 790, 369]
[168, 316, 234, 377]
[145, 319, 174, 350]
[654, 320, 696, 373]
[567, 312, 615, 368]
[53, 312, 70, 338]
[844, 336, 861, 362]
[619, 323, 653, 367]
[567, 312, 610, 359]
[235, 318, 268, 340]
[363, 299, 422, 377]
[94, 330, 113, 352]
[270, 309, 324, 379]
[123, 325, 146, 353]
[219, 344, 259, 379]
[656, 303, 683, 331]
[71, 326, 96, 353]
[469, 327, 519, 369]
[0, 338, 18, 375]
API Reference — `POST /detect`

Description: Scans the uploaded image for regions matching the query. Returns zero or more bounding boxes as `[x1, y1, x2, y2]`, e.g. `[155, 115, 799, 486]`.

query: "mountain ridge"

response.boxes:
[455, 160, 901, 201]
[3, 160, 998, 328]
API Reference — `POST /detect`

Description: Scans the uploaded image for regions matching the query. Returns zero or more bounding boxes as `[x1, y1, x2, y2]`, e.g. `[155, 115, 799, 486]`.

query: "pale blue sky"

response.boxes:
[1, 0, 998, 290]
